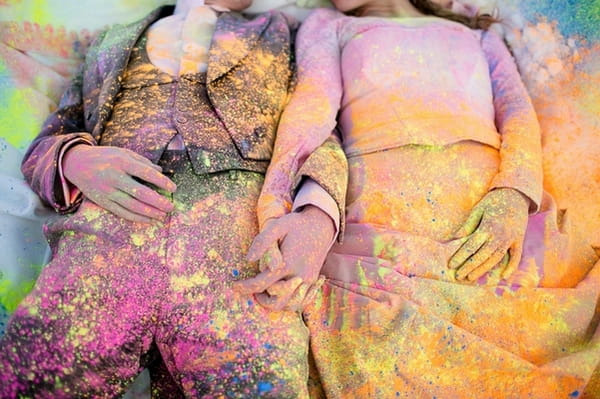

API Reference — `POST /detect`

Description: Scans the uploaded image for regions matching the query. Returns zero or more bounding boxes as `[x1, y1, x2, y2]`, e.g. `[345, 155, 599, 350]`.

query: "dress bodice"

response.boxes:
[333, 16, 498, 156]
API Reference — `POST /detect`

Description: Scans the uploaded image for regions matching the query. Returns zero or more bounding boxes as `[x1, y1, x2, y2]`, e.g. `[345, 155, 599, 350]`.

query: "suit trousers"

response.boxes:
[0, 165, 309, 398]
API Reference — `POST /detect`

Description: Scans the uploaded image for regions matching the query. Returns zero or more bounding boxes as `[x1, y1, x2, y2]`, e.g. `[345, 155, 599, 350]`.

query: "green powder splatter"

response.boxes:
[0, 86, 46, 151]
[0, 266, 42, 313]
[522, 0, 600, 42]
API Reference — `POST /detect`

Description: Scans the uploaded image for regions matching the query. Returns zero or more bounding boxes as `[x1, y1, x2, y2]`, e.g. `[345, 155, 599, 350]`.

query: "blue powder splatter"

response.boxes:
[257, 381, 273, 393]
[0, 303, 8, 336]
[520, 0, 600, 42]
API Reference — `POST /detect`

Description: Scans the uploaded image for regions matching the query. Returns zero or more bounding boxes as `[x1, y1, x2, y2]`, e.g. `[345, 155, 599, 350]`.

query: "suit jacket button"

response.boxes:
[196, 150, 211, 167]
[253, 127, 266, 139]
[240, 139, 251, 153]
[175, 115, 188, 124]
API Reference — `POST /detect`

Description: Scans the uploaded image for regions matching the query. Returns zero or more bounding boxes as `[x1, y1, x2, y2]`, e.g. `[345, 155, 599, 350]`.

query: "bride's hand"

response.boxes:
[448, 188, 530, 281]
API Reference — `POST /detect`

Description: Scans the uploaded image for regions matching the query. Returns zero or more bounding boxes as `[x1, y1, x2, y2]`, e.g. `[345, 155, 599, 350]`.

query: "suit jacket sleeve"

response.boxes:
[20, 34, 105, 213]
[482, 30, 543, 212]
[292, 131, 347, 239]
[257, 8, 347, 238]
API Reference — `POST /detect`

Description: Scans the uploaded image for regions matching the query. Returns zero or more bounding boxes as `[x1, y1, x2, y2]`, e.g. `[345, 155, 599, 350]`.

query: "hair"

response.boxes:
[349, 0, 498, 30]
[409, 0, 497, 30]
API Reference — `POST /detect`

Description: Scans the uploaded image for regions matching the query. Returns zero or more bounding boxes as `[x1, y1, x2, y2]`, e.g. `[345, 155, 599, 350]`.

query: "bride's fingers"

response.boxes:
[502, 244, 522, 280]
[465, 248, 507, 281]
[449, 232, 488, 270]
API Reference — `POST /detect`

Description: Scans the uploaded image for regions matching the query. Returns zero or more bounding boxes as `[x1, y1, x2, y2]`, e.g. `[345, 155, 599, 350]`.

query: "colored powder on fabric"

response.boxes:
[0, 273, 39, 313]
[257, 381, 273, 393]
[0, 87, 44, 151]
[356, 263, 369, 287]
[128, 225, 159, 247]
[130, 233, 147, 247]
[534, 46, 600, 255]
[209, 309, 231, 340]
[170, 270, 210, 290]
[377, 266, 393, 280]
[521, 0, 600, 42]
[22, 0, 53, 28]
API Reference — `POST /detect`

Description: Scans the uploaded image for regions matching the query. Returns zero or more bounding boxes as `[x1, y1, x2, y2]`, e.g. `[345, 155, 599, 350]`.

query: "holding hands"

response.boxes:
[449, 188, 530, 282]
[235, 205, 335, 312]
[63, 145, 176, 223]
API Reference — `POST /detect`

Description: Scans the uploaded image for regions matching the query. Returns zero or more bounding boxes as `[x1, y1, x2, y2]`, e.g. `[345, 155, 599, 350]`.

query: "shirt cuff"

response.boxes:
[57, 138, 94, 208]
[292, 178, 340, 244]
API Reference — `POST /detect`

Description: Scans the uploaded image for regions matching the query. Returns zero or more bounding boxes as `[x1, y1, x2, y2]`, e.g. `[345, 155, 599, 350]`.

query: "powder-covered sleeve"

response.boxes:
[19, 29, 110, 214]
[20, 62, 97, 214]
[292, 131, 347, 240]
[482, 29, 543, 212]
[257, 8, 346, 230]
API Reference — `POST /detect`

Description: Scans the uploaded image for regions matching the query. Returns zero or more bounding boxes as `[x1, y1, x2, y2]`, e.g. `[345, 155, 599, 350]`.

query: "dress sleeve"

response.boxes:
[20, 45, 100, 214]
[481, 29, 543, 212]
[257, 8, 346, 232]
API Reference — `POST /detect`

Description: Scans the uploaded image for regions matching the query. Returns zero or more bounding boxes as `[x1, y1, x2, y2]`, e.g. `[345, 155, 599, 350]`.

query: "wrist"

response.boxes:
[300, 204, 336, 237]
[493, 187, 530, 209]
[63, 144, 91, 182]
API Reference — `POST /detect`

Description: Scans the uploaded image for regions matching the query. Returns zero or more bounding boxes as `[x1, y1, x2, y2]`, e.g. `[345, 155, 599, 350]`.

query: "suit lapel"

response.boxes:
[207, 11, 272, 83]
[92, 6, 172, 138]
[96, 6, 169, 77]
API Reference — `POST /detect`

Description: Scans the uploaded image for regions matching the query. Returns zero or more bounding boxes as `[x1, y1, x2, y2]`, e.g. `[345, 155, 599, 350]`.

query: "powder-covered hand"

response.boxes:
[448, 187, 530, 281]
[234, 205, 335, 312]
[63, 145, 176, 223]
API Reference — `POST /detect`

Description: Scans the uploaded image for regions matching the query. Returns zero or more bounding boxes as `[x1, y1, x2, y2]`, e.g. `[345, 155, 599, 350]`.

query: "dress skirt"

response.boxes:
[305, 141, 600, 398]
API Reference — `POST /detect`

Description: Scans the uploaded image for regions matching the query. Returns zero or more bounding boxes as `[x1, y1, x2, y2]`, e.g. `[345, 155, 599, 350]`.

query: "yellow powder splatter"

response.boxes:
[170, 270, 210, 290]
